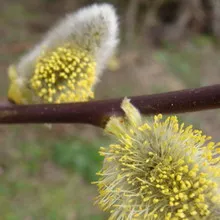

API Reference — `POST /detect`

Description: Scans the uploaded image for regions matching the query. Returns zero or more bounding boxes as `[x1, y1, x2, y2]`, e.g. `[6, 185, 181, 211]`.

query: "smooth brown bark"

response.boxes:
[0, 84, 219, 127]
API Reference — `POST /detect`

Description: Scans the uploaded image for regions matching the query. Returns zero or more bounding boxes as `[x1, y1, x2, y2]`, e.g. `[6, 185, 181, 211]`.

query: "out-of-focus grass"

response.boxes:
[154, 35, 217, 88]
[0, 133, 109, 220]
[155, 45, 201, 87]
[52, 138, 110, 182]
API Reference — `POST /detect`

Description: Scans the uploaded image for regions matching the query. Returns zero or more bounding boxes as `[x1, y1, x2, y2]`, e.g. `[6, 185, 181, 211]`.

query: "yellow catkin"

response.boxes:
[30, 44, 96, 103]
[95, 99, 220, 220]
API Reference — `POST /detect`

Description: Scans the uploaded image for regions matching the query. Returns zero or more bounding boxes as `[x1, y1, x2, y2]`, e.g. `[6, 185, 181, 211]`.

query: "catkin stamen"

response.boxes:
[30, 44, 96, 103]
[95, 99, 220, 220]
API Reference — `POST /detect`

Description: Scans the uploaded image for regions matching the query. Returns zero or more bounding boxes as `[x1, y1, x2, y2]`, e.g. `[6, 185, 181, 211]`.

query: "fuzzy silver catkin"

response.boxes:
[16, 3, 119, 85]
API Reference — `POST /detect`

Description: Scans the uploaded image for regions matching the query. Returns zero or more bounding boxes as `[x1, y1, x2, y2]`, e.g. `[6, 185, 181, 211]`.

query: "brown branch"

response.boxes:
[0, 84, 219, 127]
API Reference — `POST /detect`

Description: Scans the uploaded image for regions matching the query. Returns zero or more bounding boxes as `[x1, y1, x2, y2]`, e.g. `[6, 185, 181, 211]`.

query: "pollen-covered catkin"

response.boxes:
[95, 98, 220, 220]
[8, 4, 118, 104]
[30, 45, 96, 103]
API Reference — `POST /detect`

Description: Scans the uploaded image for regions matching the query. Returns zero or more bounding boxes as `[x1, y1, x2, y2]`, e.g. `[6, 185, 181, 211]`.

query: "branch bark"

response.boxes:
[0, 84, 219, 127]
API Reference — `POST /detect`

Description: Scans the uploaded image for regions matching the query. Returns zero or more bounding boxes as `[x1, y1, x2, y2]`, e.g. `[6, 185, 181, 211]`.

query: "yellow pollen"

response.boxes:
[96, 99, 220, 220]
[30, 44, 96, 103]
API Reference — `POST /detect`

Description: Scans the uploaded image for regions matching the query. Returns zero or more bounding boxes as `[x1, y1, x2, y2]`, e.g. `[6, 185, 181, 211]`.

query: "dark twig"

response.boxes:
[0, 84, 219, 127]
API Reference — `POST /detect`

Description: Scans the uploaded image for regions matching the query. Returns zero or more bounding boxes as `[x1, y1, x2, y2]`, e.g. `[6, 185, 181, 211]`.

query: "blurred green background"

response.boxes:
[0, 0, 219, 219]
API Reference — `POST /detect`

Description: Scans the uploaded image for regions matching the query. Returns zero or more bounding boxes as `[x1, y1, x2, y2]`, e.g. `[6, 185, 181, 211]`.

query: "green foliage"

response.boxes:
[155, 45, 201, 87]
[52, 138, 107, 182]
[0, 131, 106, 219]
[20, 142, 47, 175]
[191, 35, 215, 48]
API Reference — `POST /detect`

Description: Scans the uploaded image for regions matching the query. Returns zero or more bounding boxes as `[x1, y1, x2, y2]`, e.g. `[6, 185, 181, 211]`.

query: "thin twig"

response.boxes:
[0, 84, 219, 127]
